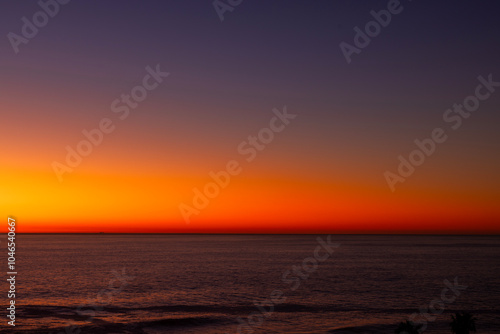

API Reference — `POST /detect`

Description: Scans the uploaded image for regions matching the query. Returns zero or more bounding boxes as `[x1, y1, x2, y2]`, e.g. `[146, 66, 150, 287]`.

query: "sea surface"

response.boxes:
[4, 234, 500, 333]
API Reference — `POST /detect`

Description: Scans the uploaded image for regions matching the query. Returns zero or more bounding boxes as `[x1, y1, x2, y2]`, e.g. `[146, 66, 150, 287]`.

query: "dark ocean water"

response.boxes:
[5, 234, 500, 333]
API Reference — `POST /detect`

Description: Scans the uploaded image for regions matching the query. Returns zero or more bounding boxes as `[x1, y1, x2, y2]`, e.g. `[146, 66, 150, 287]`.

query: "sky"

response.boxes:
[1, 0, 499, 233]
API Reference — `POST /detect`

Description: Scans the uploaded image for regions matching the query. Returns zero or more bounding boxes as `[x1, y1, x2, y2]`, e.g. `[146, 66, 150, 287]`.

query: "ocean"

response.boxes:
[6, 234, 500, 333]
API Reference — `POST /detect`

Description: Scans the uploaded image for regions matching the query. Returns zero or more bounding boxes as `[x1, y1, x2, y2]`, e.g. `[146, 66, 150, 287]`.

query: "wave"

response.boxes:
[329, 323, 397, 333]
[21, 303, 500, 317]
[14, 316, 227, 333]
[16, 304, 500, 333]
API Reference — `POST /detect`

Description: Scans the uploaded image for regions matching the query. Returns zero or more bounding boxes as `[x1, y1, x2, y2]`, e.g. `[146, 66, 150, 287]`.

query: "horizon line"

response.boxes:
[6, 232, 500, 236]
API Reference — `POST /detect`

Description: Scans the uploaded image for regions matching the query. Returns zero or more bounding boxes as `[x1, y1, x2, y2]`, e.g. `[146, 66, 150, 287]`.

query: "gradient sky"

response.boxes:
[1, 0, 499, 233]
